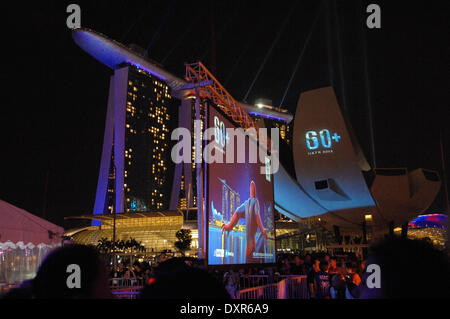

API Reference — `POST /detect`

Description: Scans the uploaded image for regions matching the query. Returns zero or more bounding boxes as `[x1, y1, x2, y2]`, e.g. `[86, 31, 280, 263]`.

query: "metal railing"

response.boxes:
[236, 275, 309, 299]
[107, 275, 309, 300]
[109, 277, 144, 288]
[238, 275, 270, 289]
[109, 278, 144, 299]
[280, 275, 310, 299]
[236, 283, 279, 299]
[111, 287, 142, 299]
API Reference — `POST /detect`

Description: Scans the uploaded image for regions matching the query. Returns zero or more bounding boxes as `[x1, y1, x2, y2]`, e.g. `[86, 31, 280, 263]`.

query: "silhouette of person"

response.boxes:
[355, 237, 450, 299]
[140, 258, 230, 299]
[3, 244, 112, 299]
[221, 181, 268, 263]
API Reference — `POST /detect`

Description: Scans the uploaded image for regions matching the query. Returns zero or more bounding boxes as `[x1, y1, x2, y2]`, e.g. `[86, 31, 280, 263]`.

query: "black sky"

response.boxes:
[1, 0, 449, 228]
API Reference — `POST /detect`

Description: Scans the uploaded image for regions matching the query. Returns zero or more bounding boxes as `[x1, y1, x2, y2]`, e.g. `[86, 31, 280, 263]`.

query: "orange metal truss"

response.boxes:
[185, 61, 260, 134]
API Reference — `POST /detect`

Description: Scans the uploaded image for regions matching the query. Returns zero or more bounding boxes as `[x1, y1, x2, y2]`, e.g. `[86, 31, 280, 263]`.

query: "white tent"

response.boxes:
[0, 200, 63, 284]
[0, 200, 63, 246]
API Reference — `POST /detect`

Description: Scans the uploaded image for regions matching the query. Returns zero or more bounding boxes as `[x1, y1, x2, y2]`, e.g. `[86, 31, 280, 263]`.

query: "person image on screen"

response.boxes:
[221, 181, 268, 263]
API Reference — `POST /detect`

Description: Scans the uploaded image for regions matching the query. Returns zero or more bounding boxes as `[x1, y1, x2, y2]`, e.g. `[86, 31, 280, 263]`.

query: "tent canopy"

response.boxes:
[0, 200, 63, 246]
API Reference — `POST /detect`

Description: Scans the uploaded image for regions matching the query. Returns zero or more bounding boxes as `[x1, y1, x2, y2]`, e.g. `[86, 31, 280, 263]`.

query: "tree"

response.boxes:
[174, 229, 192, 256]
[95, 237, 145, 255]
[96, 237, 111, 254]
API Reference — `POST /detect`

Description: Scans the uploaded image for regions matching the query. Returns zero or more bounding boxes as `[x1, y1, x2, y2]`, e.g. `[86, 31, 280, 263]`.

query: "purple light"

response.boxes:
[125, 60, 168, 82]
[249, 112, 288, 123]
[409, 214, 447, 229]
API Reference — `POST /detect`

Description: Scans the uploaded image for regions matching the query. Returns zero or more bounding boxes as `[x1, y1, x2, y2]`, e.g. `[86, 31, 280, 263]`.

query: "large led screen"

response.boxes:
[207, 105, 276, 265]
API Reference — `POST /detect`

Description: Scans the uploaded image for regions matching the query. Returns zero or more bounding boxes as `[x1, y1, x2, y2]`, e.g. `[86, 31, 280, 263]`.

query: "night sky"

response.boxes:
[1, 1, 448, 228]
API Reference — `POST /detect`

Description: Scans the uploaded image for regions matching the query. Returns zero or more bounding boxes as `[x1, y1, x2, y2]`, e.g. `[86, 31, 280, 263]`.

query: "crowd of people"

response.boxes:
[109, 262, 149, 287]
[219, 252, 365, 299]
[277, 252, 365, 299]
[107, 254, 198, 288]
[2, 237, 449, 299]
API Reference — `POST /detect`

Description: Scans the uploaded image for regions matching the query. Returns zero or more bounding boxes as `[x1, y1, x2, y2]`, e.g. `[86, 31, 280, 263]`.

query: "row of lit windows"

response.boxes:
[154, 176, 165, 185]
[153, 151, 162, 159]
[153, 80, 168, 90]
[127, 92, 137, 102]
[178, 198, 187, 210]
[115, 71, 173, 212]
[101, 216, 183, 228]
[152, 167, 167, 174]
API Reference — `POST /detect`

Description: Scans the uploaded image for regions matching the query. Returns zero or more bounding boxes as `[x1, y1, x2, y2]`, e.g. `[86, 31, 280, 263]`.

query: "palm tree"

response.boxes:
[117, 240, 125, 251]
[97, 237, 111, 254]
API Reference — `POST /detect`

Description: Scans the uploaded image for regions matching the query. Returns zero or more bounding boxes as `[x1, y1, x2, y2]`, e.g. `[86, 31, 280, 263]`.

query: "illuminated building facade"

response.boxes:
[249, 99, 293, 145]
[174, 97, 205, 212]
[66, 212, 199, 255]
[250, 114, 292, 146]
[94, 63, 178, 218]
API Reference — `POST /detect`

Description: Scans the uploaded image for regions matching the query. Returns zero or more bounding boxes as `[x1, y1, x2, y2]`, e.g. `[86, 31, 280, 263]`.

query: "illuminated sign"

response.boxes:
[265, 157, 271, 182]
[208, 106, 276, 266]
[214, 116, 230, 148]
[305, 129, 341, 155]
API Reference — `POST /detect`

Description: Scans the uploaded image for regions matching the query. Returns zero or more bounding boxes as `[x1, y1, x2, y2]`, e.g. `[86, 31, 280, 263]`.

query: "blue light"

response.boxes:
[306, 129, 341, 151]
[306, 131, 319, 150]
[248, 112, 288, 122]
[125, 60, 168, 82]
[319, 129, 332, 148]
[332, 133, 341, 142]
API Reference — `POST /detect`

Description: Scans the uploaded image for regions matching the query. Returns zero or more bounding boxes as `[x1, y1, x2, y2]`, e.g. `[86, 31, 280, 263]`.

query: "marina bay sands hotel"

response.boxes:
[66, 28, 442, 255]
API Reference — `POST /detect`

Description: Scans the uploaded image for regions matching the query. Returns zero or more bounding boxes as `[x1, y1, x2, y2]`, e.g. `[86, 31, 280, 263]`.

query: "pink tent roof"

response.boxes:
[0, 200, 63, 246]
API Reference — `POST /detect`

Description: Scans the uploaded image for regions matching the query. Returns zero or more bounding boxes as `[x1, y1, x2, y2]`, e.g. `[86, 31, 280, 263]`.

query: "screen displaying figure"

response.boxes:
[207, 105, 275, 266]
[221, 181, 268, 264]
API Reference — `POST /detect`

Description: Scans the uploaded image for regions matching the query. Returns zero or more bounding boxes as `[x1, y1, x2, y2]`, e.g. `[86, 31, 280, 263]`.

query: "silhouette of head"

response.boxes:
[250, 181, 256, 198]
[140, 258, 230, 299]
[358, 238, 450, 299]
[30, 244, 112, 299]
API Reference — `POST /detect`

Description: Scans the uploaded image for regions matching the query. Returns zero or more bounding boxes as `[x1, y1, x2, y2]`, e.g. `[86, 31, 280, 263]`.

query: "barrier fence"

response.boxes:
[2, 275, 309, 299]
[111, 287, 143, 299]
[238, 275, 270, 289]
[109, 277, 144, 299]
[236, 275, 309, 299]
[109, 277, 144, 288]
[108, 275, 309, 300]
